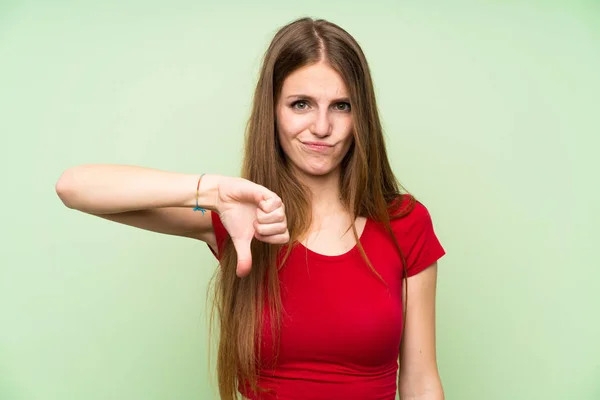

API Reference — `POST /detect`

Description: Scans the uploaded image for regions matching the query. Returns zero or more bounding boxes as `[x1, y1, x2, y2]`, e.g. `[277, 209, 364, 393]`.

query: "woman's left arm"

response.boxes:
[398, 262, 444, 400]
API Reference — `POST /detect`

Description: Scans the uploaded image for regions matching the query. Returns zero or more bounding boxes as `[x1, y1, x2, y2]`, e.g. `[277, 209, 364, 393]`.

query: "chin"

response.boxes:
[298, 163, 338, 177]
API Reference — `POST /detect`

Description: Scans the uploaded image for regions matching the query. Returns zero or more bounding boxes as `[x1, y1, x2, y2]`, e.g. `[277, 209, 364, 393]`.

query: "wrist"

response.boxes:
[193, 173, 221, 211]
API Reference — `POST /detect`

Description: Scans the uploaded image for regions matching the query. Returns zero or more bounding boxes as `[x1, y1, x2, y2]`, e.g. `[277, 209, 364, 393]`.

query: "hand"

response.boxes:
[215, 176, 289, 278]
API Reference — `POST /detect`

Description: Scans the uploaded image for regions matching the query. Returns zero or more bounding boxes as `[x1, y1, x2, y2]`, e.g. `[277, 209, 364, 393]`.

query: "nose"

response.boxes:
[310, 109, 332, 138]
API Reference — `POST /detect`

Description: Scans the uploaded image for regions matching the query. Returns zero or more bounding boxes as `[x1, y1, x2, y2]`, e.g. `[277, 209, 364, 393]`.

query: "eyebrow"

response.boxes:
[286, 94, 350, 103]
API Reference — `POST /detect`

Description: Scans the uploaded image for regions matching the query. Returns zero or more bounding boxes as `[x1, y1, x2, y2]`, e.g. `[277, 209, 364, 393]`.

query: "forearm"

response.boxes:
[398, 375, 444, 400]
[55, 164, 219, 214]
[400, 394, 443, 400]
[399, 388, 444, 400]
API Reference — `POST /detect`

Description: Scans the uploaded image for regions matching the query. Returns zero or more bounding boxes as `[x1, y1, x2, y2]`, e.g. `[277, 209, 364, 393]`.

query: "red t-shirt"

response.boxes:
[208, 196, 445, 400]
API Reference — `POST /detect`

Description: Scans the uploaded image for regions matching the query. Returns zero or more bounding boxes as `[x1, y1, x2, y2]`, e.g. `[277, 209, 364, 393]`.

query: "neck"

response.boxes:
[295, 168, 346, 221]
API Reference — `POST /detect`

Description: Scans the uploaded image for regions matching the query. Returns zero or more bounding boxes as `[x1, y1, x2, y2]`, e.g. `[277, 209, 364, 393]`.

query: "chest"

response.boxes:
[259, 239, 404, 370]
[299, 217, 368, 257]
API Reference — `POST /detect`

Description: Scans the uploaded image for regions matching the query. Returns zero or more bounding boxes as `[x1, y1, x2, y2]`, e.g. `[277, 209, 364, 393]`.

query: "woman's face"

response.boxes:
[275, 62, 354, 178]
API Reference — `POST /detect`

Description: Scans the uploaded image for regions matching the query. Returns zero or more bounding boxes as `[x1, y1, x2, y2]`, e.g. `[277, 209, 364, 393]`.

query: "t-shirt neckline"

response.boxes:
[293, 218, 372, 262]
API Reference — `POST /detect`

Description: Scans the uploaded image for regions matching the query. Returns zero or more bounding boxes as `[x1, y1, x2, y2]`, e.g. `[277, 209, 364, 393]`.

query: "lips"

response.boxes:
[302, 141, 333, 151]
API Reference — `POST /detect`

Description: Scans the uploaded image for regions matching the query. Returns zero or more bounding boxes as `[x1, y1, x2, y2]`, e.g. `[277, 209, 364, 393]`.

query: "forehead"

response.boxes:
[280, 62, 348, 98]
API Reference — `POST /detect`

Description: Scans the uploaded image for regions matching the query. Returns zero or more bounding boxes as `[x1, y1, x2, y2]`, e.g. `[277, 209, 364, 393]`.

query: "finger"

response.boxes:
[251, 184, 277, 207]
[231, 237, 252, 278]
[259, 196, 282, 214]
[256, 207, 285, 224]
[255, 231, 290, 244]
[254, 221, 288, 236]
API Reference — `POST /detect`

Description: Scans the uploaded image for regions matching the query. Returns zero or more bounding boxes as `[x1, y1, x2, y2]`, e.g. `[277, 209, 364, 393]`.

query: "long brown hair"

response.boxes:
[209, 17, 415, 399]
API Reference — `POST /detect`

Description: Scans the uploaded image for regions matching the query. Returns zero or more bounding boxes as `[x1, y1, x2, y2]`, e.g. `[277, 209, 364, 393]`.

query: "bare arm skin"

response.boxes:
[398, 263, 444, 400]
[55, 164, 289, 276]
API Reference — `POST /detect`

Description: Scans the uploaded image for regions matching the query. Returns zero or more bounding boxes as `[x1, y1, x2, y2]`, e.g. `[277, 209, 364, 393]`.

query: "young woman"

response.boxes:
[56, 17, 446, 400]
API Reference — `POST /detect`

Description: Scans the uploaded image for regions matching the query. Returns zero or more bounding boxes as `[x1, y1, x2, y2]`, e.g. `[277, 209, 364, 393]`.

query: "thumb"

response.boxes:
[231, 236, 253, 278]
[251, 183, 277, 206]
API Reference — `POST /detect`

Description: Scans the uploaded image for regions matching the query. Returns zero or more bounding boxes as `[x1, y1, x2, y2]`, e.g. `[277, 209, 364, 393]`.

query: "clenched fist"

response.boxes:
[214, 176, 289, 277]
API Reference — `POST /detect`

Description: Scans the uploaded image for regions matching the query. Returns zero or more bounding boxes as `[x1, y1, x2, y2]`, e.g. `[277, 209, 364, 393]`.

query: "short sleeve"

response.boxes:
[208, 211, 229, 260]
[392, 200, 446, 277]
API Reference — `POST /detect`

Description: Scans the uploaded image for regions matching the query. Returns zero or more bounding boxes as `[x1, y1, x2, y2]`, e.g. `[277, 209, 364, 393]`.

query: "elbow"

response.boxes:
[399, 371, 444, 400]
[55, 168, 79, 210]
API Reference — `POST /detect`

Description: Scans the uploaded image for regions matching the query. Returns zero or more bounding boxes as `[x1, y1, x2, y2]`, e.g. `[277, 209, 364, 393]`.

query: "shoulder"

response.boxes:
[383, 194, 445, 276]
[387, 194, 435, 230]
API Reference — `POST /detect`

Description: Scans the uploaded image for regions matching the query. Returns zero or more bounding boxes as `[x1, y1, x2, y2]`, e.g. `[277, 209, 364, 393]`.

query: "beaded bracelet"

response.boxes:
[193, 173, 206, 215]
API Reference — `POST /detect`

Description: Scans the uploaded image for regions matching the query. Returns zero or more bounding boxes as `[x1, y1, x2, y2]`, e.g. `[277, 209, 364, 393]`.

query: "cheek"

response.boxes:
[277, 109, 309, 137]
[276, 129, 289, 151]
[276, 119, 295, 157]
[336, 119, 354, 156]
[336, 117, 354, 140]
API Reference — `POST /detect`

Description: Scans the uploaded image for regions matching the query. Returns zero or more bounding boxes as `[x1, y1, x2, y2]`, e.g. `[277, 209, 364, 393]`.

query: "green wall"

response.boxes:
[1, 1, 598, 399]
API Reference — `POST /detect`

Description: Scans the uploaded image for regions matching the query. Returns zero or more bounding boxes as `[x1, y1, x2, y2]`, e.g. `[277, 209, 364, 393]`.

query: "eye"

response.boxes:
[334, 102, 351, 112]
[291, 100, 309, 110]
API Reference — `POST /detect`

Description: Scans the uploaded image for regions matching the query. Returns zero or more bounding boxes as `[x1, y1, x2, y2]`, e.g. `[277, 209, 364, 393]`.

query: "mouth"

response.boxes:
[301, 141, 334, 152]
